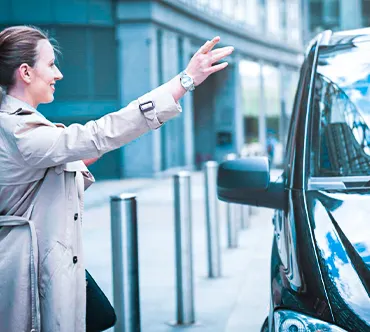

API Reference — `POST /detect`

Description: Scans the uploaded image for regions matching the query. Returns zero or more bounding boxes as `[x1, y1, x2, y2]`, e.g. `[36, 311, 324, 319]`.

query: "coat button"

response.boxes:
[74, 213, 78, 221]
[73, 256, 78, 264]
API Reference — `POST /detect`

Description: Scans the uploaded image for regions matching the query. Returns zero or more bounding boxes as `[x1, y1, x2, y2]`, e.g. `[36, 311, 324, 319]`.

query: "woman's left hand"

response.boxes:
[185, 36, 234, 86]
[83, 157, 99, 167]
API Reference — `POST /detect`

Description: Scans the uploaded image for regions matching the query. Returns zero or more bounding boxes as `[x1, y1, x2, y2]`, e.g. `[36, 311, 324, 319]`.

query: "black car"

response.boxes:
[217, 28, 370, 332]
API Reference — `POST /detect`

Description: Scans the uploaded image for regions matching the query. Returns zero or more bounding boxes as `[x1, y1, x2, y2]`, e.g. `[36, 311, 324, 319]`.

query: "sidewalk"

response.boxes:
[82, 171, 274, 332]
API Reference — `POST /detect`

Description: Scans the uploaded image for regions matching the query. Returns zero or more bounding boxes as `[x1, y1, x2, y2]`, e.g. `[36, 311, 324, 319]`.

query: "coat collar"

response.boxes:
[0, 95, 45, 118]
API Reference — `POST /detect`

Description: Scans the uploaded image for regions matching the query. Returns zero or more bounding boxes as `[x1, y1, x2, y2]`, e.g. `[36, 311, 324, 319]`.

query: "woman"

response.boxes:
[0, 26, 233, 331]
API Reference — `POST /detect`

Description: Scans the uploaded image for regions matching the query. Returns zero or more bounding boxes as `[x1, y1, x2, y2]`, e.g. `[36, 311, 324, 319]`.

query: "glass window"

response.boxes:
[246, 0, 260, 27]
[286, 0, 301, 43]
[92, 28, 118, 100]
[52, 27, 118, 101]
[235, 0, 247, 23]
[281, 69, 300, 144]
[197, 0, 209, 8]
[285, 70, 300, 118]
[239, 60, 261, 145]
[54, 27, 89, 100]
[267, 0, 282, 36]
[281, 0, 287, 39]
[263, 65, 281, 164]
[223, 0, 236, 18]
[322, 0, 340, 29]
[258, 0, 267, 31]
[311, 41, 370, 177]
[310, 0, 323, 33]
[310, 0, 340, 33]
[363, 0, 370, 27]
[209, 0, 222, 11]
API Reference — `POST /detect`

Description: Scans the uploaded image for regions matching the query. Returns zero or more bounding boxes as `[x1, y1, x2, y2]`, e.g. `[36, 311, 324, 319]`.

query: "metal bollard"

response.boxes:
[204, 161, 221, 278]
[224, 153, 239, 248]
[241, 205, 250, 229]
[110, 193, 141, 332]
[248, 205, 252, 216]
[173, 172, 195, 325]
[234, 205, 242, 232]
[227, 203, 239, 248]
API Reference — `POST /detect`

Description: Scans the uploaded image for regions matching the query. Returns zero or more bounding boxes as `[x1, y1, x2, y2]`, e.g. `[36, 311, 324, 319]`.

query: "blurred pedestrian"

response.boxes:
[0, 25, 233, 332]
[267, 130, 277, 164]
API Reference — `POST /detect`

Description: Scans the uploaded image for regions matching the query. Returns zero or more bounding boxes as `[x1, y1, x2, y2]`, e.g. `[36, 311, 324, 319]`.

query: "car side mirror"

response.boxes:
[217, 157, 286, 210]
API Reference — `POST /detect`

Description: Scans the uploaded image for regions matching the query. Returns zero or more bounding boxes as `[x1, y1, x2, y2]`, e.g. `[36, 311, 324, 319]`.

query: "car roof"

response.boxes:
[327, 27, 370, 46]
[304, 28, 370, 56]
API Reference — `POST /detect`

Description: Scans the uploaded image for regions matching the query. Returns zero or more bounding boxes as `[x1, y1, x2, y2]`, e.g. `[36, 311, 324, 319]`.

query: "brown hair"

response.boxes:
[0, 26, 59, 105]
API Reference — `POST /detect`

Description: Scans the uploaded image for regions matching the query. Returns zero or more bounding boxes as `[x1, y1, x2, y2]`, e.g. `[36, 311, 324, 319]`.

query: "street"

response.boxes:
[83, 171, 274, 332]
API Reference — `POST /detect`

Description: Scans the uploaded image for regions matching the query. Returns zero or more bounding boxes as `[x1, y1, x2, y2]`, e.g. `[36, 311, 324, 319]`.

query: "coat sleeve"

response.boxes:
[13, 86, 182, 168]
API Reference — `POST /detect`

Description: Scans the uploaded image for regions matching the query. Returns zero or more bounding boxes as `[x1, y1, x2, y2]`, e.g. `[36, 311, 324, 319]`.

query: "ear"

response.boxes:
[18, 63, 32, 84]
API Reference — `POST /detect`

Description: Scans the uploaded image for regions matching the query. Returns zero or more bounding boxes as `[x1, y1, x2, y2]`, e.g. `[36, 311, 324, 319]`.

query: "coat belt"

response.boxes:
[0, 214, 40, 332]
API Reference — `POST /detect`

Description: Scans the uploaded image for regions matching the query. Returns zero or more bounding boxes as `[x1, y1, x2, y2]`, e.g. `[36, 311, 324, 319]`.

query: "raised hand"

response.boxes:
[185, 36, 234, 86]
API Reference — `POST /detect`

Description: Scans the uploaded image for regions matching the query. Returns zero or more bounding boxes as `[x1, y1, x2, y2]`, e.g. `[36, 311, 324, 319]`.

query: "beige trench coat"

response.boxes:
[0, 88, 181, 332]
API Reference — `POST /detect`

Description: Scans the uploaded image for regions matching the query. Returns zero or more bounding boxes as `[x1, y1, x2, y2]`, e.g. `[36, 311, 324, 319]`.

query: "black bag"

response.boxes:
[86, 270, 117, 332]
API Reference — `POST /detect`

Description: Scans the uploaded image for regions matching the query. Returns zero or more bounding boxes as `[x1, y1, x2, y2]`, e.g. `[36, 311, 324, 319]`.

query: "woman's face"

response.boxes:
[28, 39, 63, 106]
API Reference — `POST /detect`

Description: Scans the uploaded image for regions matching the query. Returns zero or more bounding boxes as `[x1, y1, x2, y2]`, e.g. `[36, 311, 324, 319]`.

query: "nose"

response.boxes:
[54, 66, 63, 81]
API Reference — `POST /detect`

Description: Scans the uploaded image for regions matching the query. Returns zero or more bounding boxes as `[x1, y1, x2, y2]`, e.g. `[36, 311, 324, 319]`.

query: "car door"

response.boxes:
[270, 35, 334, 327]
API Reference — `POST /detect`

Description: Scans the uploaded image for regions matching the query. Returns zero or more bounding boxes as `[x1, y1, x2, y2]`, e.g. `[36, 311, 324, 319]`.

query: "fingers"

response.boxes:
[205, 36, 220, 53]
[188, 36, 232, 84]
[197, 40, 210, 55]
[211, 46, 234, 55]
[210, 47, 229, 55]
[210, 46, 234, 64]
[204, 62, 229, 75]
[197, 36, 220, 54]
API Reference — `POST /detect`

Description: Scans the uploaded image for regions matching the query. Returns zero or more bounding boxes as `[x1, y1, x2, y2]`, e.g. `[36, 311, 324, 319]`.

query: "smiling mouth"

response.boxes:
[50, 84, 55, 91]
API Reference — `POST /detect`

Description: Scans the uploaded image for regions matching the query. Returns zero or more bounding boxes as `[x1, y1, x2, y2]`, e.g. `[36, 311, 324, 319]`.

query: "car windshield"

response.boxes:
[311, 40, 370, 178]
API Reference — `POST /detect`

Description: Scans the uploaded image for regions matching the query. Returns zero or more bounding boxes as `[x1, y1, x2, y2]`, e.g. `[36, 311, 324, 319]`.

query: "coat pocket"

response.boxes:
[39, 240, 70, 298]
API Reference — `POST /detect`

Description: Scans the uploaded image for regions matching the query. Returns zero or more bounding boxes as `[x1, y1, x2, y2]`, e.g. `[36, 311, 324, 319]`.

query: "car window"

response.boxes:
[311, 41, 370, 177]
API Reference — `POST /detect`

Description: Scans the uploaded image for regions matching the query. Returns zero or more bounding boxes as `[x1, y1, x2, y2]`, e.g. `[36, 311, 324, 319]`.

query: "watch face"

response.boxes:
[182, 76, 192, 88]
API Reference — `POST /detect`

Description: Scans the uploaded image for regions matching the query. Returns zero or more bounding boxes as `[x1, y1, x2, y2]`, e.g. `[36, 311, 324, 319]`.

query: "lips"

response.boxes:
[50, 84, 55, 92]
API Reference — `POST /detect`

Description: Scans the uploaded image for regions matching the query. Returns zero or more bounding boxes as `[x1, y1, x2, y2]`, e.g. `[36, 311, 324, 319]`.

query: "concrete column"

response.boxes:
[152, 29, 163, 175]
[258, 60, 267, 154]
[340, 0, 362, 30]
[182, 37, 195, 169]
[116, 22, 159, 177]
[116, 21, 191, 177]
[159, 30, 183, 171]
[233, 55, 244, 154]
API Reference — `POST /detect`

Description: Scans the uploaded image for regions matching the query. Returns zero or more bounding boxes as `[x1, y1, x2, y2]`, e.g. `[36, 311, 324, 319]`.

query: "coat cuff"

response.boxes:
[137, 86, 182, 130]
[82, 171, 95, 191]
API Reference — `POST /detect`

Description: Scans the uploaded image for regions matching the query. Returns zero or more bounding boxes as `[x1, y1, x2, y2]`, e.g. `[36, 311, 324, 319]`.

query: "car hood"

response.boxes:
[308, 190, 370, 330]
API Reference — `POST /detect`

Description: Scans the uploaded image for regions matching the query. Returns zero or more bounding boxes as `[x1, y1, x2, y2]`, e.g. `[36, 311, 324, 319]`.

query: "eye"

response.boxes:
[50, 63, 55, 67]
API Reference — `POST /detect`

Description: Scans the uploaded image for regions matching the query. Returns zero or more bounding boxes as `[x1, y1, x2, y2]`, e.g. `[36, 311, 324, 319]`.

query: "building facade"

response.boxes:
[0, 0, 304, 179]
[309, 0, 365, 38]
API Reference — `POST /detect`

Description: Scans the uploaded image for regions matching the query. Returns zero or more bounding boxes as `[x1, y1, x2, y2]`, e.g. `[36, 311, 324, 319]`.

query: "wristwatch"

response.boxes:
[180, 71, 195, 92]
